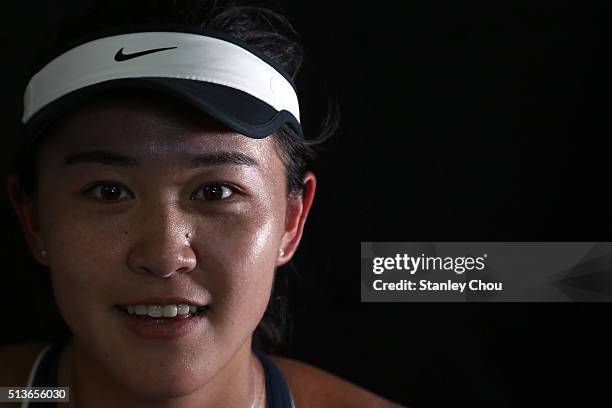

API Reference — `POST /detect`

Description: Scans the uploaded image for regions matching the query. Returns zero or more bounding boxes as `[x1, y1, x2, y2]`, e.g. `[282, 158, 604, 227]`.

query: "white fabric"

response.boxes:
[23, 32, 300, 124]
[20, 344, 52, 408]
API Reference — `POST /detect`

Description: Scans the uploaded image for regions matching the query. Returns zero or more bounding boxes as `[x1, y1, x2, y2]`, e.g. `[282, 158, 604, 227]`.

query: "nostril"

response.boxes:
[128, 243, 197, 277]
[175, 265, 193, 274]
[139, 266, 153, 274]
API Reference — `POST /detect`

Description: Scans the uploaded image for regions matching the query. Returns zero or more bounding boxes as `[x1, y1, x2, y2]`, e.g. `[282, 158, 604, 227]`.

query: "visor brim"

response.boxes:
[23, 77, 303, 145]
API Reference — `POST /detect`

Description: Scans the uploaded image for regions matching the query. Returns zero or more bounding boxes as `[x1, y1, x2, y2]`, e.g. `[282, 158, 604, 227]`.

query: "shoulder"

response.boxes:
[0, 341, 48, 386]
[270, 356, 403, 408]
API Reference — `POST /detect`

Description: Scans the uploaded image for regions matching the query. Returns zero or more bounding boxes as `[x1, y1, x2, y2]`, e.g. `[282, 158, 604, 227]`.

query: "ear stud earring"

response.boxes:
[279, 248, 285, 257]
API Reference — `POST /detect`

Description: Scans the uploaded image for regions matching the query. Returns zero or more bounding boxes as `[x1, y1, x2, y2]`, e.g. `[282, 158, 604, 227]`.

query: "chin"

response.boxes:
[91, 340, 216, 401]
[120, 366, 209, 400]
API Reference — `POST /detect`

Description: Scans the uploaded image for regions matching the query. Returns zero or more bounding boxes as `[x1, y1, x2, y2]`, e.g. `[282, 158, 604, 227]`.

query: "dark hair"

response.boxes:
[10, 0, 339, 353]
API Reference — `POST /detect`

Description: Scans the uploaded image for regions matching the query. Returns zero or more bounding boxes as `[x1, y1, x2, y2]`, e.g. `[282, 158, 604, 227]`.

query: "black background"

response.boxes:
[2, 1, 612, 407]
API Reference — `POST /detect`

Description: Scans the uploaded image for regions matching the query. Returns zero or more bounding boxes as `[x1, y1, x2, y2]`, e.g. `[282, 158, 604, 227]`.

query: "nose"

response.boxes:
[127, 202, 197, 278]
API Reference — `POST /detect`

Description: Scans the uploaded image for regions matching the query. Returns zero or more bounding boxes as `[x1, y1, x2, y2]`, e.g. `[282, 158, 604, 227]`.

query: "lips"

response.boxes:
[114, 305, 208, 340]
[113, 296, 210, 339]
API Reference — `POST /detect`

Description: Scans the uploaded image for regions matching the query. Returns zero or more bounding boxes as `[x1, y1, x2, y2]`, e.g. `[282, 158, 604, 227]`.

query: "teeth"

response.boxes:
[162, 305, 177, 317]
[177, 304, 190, 315]
[147, 305, 162, 317]
[123, 304, 203, 317]
[134, 305, 148, 315]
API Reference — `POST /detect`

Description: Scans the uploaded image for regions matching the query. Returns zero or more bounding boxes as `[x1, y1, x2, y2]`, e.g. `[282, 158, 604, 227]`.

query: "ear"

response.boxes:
[277, 171, 316, 266]
[6, 174, 48, 265]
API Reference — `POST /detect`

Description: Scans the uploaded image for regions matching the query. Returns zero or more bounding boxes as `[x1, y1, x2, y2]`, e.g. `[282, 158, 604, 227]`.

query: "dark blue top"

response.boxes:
[25, 343, 294, 408]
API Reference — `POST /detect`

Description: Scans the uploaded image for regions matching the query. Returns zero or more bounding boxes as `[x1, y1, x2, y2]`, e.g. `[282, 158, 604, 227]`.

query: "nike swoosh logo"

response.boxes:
[114, 46, 178, 62]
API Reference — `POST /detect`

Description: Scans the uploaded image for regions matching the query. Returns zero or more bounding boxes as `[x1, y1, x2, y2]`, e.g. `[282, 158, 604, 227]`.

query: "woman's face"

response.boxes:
[15, 94, 313, 398]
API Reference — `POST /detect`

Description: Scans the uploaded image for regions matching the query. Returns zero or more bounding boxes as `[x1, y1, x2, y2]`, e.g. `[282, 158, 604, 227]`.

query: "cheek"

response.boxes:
[39, 204, 126, 333]
[198, 207, 282, 332]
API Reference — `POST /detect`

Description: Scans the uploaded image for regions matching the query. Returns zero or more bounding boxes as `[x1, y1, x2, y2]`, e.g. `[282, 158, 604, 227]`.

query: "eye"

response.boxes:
[84, 182, 133, 202]
[191, 183, 235, 201]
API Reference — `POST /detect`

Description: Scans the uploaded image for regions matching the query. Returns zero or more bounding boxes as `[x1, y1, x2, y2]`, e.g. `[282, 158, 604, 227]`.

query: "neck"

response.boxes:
[58, 336, 265, 408]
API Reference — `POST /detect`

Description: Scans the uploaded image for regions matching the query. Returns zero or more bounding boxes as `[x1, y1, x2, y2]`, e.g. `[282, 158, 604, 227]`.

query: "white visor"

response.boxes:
[22, 29, 302, 140]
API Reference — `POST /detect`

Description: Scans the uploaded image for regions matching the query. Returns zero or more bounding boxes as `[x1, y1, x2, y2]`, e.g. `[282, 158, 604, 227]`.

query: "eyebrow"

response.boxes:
[63, 150, 259, 168]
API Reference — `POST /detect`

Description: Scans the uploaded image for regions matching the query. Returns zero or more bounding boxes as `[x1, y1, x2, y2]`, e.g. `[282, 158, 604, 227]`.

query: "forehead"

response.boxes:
[46, 90, 277, 161]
